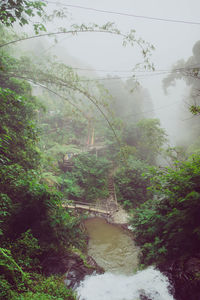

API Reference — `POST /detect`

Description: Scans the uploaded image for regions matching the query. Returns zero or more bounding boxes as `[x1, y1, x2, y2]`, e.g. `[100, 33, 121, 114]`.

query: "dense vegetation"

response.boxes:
[0, 4, 83, 299]
[0, 2, 155, 298]
[0, 98, 78, 298]
[130, 155, 200, 265]
[61, 154, 110, 203]
[120, 43, 200, 294]
[115, 157, 151, 209]
[0, 48, 84, 300]
[1, 1, 200, 300]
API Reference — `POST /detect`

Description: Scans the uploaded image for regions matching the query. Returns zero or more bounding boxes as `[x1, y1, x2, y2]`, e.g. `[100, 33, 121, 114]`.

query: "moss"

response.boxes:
[70, 247, 93, 269]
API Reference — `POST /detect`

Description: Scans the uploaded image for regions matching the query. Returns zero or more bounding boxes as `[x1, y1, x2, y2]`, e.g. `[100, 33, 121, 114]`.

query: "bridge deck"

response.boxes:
[62, 203, 111, 215]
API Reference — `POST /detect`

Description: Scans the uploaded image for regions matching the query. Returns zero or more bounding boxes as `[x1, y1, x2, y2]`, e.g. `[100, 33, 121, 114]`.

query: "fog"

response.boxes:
[17, 0, 200, 146]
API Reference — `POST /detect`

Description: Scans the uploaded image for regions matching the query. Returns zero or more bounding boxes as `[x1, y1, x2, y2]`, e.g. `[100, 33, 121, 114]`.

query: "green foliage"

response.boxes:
[64, 154, 111, 202]
[70, 247, 93, 269]
[190, 105, 200, 115]
[0, 276, 12, 299]
[130, 154, 200, 265]
[39, 105, 88, 151]
[11, 274, 76, 300]
[114, 157, 152, 209]
[44, 144, 81, 171]
[0, 0, 46, 32]
[137, 119, 166, 164]
[0, 34, 86, 299]
[0, 87, 40, 169]
[0, 193, 12, 235]
[0, 171, 81, 297]
[49, 203, 85, 250]
[0, 10, 157, 299]
[162, 146, 187, 166]
[122, 119, 167, 165]
[0, 247, 27, 283]
[47, 144, 80, 157]
[0, 165, 84, 251]
[0, 230, 77, 299]
[0, 259, 75, 299]
[11, 230, 41, 271]
[61, 174, 84, 201]
[0, 20, 155, 146]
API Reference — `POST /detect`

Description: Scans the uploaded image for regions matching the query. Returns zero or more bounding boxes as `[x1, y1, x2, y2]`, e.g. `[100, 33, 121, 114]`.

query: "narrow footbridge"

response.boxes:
[62, 201, 112, 215]
[62, 169, 118, 216]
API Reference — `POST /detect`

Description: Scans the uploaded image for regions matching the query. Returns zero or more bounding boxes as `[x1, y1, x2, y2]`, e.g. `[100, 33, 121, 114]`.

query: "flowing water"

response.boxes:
[76, 217, 174, 300]
[84, 217, 139, 274]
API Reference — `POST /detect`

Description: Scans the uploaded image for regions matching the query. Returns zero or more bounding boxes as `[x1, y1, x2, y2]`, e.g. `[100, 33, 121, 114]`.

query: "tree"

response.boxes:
[0, 0, 46, 32]
[123, 119, 167, 165]
[130, 154, 200, 266]
[0, 87, 40, 169]
[0, 3, 157, 297]
[163, 40, 200, 116]
[103, 77, 154, 124]
[114, 157, 152, 209]
[62, 154, 111, 202]
[0, 10, 85, 298]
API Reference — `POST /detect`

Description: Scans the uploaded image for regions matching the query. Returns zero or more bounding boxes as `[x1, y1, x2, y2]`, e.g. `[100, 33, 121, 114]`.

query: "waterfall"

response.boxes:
[76, 267, 174, 300]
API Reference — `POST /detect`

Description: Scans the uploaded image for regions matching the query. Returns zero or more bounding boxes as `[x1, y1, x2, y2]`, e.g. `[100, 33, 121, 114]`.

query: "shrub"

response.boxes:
[114, 157, 152, 209]
[130, 154, 200, 265]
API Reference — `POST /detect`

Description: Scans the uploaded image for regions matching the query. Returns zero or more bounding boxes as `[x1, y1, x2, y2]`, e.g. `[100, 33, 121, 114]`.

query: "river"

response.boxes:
[76, 217, 174, 300]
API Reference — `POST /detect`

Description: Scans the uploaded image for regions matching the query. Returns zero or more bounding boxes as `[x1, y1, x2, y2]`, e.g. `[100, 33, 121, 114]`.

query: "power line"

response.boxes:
[64, 65, 200, 74]
[45, 1, 200, 26]
[37, 39, 200, 75]
[72, 69, 198, 82]
[77, 72, 170, 81]
[68, 66, 169, 73]
[35, 40, 200, 80]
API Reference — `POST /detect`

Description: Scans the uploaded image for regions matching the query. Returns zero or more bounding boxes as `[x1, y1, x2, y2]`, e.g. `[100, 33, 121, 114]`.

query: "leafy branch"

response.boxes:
[0, 0, 46, 31]
[7, 70, 122, 149]
[0, 22, 154, 69]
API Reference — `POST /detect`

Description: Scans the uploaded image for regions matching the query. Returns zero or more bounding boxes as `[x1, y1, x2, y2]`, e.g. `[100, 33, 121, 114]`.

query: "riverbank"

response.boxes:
[41, 213, 133, 294]
[111, 205, 129, 224]
[42, 248, 104, 290]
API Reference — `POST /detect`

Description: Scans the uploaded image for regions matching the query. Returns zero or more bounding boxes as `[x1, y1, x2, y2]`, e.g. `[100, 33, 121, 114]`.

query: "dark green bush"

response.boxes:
[114, 157, 152, 209]
[130, 154, 200, 265]
[62, 154, 111, 202]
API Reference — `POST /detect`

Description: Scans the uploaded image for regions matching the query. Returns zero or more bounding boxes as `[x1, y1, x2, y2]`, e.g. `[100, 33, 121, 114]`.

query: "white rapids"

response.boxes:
[76, 267, 174, 300]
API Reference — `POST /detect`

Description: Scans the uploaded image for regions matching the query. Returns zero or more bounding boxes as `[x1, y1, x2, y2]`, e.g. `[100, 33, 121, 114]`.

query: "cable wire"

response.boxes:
[45, 1, 200, 26]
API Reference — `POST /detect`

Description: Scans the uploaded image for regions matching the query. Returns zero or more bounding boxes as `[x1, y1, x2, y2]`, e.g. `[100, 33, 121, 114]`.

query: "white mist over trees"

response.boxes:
[163, 40, 200, 150]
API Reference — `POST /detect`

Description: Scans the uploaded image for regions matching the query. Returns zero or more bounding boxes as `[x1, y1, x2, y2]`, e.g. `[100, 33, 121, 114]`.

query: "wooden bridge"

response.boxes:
[62, 201, 112, 215]
[62, 169, 118, 217]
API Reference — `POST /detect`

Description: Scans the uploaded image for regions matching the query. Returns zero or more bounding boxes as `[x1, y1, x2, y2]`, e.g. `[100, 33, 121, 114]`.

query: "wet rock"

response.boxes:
[139, 289, 152, 300]
[42, 252, 104, 289]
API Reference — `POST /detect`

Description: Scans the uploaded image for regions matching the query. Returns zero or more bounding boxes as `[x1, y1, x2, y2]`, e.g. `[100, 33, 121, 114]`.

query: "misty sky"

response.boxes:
[53, 0, 200, 68]
[42, 1, 200, 143]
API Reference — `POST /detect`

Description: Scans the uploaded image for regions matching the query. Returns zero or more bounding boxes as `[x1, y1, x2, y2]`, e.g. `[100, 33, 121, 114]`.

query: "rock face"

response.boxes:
[42, 252, 104, 289]
[65, 255, 104, 289]
[160, 255, 200, 300]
